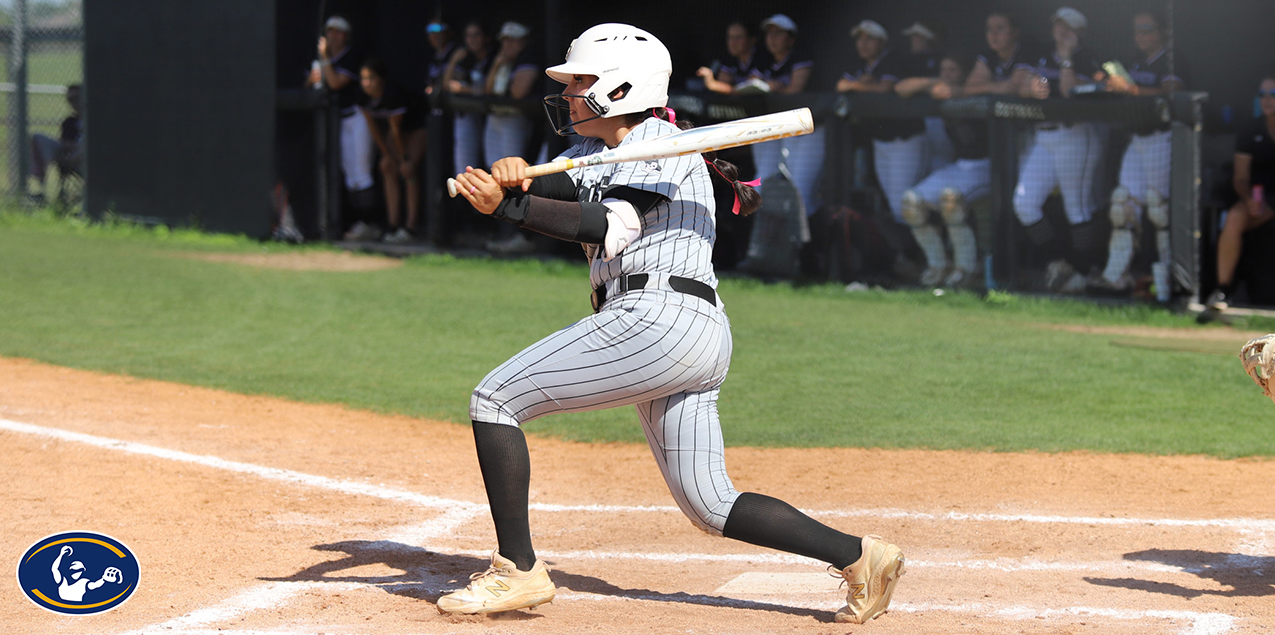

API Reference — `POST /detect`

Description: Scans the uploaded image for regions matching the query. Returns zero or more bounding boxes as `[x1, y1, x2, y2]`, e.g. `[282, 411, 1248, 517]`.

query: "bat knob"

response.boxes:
[447, 178, 459, 198]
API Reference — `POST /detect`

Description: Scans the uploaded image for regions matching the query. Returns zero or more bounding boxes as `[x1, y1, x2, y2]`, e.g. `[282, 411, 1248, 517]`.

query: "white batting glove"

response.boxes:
[601, 198, 642, 262]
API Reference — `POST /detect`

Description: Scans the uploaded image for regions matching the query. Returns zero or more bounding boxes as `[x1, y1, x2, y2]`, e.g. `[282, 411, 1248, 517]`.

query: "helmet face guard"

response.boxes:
[542, 93, 608, 137]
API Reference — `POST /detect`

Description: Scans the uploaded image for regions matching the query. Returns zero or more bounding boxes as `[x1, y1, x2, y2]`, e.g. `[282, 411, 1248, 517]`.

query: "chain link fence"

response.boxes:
[1, 0, 82, 205]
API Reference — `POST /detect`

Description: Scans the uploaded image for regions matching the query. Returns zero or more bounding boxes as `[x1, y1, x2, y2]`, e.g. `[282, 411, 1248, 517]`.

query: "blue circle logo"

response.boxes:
[16, 532, 139, 615]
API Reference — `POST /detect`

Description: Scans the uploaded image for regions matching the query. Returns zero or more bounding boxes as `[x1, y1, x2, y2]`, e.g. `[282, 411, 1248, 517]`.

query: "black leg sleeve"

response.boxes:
[722, 492, 863, 571]
[471, 421, 537, 571]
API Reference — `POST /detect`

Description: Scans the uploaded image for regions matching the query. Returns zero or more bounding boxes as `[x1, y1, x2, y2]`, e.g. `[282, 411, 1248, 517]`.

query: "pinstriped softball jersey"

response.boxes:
[470, 116, 741, 533]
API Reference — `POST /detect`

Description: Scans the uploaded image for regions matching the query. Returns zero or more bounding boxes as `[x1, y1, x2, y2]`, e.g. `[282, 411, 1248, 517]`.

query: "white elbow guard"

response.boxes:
[602, 198, 642, 262]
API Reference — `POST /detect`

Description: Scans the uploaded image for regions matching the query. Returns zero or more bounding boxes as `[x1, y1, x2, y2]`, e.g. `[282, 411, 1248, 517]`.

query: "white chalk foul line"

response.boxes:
[116, 581, 362, 635]
[0, 418, 482, 513]
[7, 417, 1273, 535]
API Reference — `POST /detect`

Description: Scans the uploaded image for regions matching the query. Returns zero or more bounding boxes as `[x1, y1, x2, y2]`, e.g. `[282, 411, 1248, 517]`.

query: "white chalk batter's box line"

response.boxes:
[5, 418, 1272, 533]
[113, 580, 1238, 635]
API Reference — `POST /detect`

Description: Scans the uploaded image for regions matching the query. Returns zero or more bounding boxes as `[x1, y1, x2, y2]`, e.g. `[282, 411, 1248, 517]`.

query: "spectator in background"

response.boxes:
[359, 57, 428, 244]
[482, 21, 542, 255]
[901, 20, 954, 173]
[308, 16, 379, 241]
[444, 21, 493, 178]
[838, 20, 930, 260]
[29, 83, 82, 200]
[1092, 10, 1189, 292]
[1208, 74, 1275, 311]
[1013, 7, 1107, 294]
[964, 10, 1038, 97]
[895, 55, 990, 288]
[696, 21, 762, 94]
[425, 19, 456, 97]
[747, 14, 824, 216]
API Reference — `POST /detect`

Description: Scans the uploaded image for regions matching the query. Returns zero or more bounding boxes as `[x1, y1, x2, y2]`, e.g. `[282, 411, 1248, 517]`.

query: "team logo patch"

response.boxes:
[17, 532, 139, 615]
[639, 160, 662, 174]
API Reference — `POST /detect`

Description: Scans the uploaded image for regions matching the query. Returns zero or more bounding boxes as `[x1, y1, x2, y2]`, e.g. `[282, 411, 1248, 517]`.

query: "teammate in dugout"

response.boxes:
[895, 54, 991, 289]
[442, 23, 905, 622]
[1013, 7, 1108, 294]
[1091, 10, 1188, 292]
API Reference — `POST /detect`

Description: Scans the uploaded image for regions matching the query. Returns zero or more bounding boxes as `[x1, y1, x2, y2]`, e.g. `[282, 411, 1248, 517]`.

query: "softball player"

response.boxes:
[964, 10, 1041, 97]
[747, 14, 825, 215]
[1013, 7, 1106, 293]
[310, 16, 377, 237]
[895, 55, 990, 287]
[838, 20, 928, 231]
[443, 21, 493, 177]
[1093, 10, 1188, 291]
[443, 24, 904, 623]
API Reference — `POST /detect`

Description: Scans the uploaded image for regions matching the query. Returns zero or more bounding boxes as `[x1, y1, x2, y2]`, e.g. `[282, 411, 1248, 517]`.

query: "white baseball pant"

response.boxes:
[751, 128, 826, 216]
[340, 111, 375, 191]
[1013, 124, 1106, 226]
[470, 285, 739, 534]
[874, 134, 929, 224]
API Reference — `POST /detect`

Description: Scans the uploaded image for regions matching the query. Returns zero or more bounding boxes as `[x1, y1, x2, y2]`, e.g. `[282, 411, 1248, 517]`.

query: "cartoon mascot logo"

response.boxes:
[17, 532, 139, 615]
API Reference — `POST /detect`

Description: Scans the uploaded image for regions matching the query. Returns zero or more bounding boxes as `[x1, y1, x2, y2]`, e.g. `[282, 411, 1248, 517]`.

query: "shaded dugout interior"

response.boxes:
[87, 0, 1275, 235]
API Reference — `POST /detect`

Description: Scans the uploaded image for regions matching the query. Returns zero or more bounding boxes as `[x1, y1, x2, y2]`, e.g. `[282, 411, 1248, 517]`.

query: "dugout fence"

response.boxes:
[0, 0, 82, 206]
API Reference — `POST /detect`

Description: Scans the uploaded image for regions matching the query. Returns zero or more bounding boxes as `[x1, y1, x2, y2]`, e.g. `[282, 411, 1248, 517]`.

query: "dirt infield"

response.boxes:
[2, 356, 1273, 634]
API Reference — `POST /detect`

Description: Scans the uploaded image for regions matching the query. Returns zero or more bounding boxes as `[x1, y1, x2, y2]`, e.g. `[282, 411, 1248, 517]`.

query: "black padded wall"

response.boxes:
[85, 0, 275, 235]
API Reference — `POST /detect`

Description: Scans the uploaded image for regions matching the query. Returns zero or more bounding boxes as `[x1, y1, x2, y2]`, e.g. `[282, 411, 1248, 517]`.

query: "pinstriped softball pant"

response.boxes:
[471, 288, 740, 534]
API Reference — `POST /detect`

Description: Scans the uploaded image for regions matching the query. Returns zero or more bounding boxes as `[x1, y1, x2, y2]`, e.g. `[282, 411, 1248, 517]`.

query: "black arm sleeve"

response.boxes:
[601, 185, 666, 216]
[525, 171, 577, 200]
[492, 191, 608, 244]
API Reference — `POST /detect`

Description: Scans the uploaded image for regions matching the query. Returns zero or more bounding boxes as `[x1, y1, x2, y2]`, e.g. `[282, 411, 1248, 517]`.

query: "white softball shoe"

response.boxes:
[832, 534, 906, 624]
[436, 551, 556, 615]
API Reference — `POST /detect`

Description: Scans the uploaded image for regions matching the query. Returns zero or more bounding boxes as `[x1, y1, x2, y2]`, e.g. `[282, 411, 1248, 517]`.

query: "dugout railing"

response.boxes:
[290, 87, 1208, 304]
[662, 90, 1208, 304]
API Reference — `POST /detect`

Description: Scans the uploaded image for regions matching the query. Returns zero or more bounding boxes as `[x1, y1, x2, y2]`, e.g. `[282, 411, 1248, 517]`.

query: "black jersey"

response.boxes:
[975, 41, 1043, 84]
[327, 45, 364, 116]
[1125, 48, 1189, 134]
[488, 48, 540, 99]
[749, 45, 815, 90]
[907, 51, 943, 78]
[427, 41, 457, 92]
[360, 81, 425, 132]
[1236, 118, 1275, 196]
[842, 48, 924, 141]
[453, 47, 494, 93]
[946, 118, 989, 161]
[715, 46, 760, 85]
[1030, 47, 1103, 98]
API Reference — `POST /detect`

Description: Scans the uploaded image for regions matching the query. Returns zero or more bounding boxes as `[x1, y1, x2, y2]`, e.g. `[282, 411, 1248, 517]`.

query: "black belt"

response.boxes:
[591, 274, 717, 312]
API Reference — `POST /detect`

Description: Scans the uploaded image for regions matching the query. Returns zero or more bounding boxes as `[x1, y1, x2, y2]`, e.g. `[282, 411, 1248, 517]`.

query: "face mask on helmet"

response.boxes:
[542, 23, 672, 136]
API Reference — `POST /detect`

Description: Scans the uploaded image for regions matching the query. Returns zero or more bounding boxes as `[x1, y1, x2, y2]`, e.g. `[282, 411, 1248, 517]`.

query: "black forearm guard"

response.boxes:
[492, 191, 608, 244]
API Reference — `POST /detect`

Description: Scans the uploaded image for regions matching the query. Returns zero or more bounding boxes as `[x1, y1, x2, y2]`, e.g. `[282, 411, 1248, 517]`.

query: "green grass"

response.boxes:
[2, 208, 1273, 457]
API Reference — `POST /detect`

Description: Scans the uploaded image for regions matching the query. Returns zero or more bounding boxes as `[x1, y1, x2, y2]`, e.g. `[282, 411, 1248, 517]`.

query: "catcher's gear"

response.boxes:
[1240, 334, 1275, 404]
[1146, 188, 1171, 262]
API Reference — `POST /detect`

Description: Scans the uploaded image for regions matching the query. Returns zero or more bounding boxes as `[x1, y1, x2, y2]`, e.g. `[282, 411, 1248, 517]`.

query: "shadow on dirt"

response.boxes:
[1085, 549, 1275, 598]
[262, 540, 833, 620]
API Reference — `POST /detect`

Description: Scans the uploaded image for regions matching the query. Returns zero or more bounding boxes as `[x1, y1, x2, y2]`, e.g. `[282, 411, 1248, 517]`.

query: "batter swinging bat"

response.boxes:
[447, 107, 814, 197]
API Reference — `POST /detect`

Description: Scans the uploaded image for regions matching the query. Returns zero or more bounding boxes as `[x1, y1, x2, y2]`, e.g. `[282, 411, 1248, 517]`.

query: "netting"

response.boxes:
[1, 0, 82, 205]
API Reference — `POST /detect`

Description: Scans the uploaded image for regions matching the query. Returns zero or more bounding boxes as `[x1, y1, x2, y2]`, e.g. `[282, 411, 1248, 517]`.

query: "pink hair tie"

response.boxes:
[705, 160, 760, 215]
[665, 107, 677, 123]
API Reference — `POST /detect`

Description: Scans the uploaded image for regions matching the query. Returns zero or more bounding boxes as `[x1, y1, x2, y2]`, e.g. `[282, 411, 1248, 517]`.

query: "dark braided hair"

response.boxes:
[625, 107, 762, 216]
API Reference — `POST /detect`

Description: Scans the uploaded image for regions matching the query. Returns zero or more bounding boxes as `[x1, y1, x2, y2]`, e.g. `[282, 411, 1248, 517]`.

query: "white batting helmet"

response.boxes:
[544, 23, 672, 134]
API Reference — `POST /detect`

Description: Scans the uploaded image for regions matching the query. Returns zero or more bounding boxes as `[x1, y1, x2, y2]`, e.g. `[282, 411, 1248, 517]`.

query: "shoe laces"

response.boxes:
[827, 564, 849, 588]
[465, 563, 505, 589]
